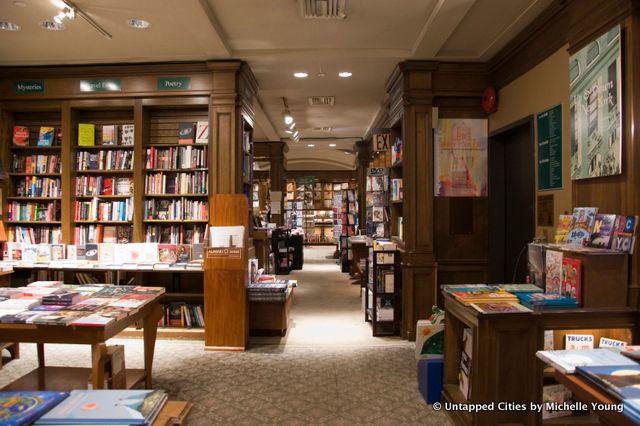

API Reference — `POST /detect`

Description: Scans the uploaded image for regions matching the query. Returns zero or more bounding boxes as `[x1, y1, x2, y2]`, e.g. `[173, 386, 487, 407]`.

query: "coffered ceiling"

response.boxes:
[0, 0, 555, 170]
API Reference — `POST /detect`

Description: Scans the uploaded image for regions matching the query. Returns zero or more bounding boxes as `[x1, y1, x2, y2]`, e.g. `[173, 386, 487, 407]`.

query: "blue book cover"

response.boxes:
[576, 365, 640, 400]
[34, 390, 165, 425]
[0, 391, 69, 426]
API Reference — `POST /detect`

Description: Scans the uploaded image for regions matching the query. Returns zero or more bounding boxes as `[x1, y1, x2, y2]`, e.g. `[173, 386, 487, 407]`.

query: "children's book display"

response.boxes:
[0, 282, 164, 327]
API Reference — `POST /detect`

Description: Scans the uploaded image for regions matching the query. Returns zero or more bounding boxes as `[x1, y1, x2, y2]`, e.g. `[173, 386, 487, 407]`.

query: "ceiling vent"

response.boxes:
[300, 0, 347, 19]
[308, 96, 335, 106]
[312, 127, 334, 132]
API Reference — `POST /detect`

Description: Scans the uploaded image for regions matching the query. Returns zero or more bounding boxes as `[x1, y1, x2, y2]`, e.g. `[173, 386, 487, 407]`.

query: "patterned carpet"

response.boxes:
[0, 247, 451, 425]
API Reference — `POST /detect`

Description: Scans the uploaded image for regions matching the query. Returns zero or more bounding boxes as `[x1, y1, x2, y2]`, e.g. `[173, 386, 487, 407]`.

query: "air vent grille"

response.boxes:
[308, 96, 335, 106]
[300, 0, 347, 19]
[312, 127, 333, 132]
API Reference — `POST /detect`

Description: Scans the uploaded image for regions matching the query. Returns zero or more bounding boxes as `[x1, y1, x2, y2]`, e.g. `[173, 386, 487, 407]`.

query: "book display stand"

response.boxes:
[204, 194, 249, 351]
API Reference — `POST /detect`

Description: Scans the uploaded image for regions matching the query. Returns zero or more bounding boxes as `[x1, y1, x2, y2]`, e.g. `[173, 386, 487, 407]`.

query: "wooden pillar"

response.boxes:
[356, 140, 369, 233]
[269, 142, 285, 226]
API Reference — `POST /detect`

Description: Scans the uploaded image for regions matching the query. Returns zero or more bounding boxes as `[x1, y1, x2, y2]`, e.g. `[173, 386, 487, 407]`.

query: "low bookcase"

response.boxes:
[442, 292, 639, 426]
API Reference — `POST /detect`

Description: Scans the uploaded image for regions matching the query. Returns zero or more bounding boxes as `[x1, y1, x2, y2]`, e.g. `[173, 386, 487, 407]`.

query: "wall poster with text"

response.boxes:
[569, 25, 622, 180]
[434, 118, 488, 197]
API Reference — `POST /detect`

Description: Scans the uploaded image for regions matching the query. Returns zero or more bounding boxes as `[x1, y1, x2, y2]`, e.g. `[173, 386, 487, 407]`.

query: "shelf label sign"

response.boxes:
[157, 77, 191, 91]
[80, 79, 122, 92]
[14, 80, 45, 93]
[206, 247, 243, 259]
[372, 129, 391, 152]
[296, 176, 315, 185]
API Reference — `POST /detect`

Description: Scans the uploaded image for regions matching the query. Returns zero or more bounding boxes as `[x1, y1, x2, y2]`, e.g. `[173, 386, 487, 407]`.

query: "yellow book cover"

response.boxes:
[78, 123, 96, 146]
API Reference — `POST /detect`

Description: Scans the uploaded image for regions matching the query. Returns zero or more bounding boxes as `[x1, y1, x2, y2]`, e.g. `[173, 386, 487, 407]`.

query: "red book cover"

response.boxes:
[562, 257, 582, 305]
[100, 177, 114, 195]
[13, 125, 29, 146]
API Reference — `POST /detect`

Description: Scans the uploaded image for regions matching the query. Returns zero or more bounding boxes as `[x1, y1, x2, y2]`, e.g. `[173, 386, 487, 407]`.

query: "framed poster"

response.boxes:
[434, 118, 488, 197]
[537, 105, 563, 190]
[569, 25, 622, 180]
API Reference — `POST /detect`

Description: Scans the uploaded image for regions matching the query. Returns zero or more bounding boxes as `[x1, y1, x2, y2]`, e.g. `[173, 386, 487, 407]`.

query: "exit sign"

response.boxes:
[372, 131, 391, 151]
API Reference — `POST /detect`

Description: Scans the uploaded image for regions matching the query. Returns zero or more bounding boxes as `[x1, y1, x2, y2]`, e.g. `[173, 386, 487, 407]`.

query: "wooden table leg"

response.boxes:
[142, 303, 162, 389]
[91, 342, 107, 389]
[37, 343, 45, 368]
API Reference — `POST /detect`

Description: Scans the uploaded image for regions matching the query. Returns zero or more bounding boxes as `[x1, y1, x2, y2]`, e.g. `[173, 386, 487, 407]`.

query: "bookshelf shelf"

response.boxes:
[76, 145, 134, 150]
[74, 220, 132, 224]
[10, 146, 61, 151]
[391, 199, 403, 204]
[6, 197, 62, 201]
[8, 221, 62, 225]
[75, 169, 134, 174]
[145, 168, 208, 172]
[75, 195, 132, 200]
[144, 193, 207, 197]
[8, 173, 61, 177]
[144, 220, 208, 223]
[146, 143, 207, 148]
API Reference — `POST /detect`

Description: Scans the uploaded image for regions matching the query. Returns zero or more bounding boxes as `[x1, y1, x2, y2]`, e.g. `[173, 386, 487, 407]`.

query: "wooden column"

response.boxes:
[269, 141, 285, 226]
[60, 101, 73, 245]
[356, 140, 370, 233]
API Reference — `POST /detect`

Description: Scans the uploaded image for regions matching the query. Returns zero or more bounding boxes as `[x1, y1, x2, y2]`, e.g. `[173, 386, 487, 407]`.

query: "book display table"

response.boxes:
[0, 286, 163, 391]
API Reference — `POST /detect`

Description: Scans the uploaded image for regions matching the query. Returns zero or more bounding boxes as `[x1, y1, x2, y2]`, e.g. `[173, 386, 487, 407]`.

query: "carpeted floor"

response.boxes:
[0, 246, 451, 425]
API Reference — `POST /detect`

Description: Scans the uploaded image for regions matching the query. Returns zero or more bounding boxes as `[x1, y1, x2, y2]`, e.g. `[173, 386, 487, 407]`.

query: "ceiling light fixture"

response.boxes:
[285, 130, 293, 134]
[13, 1, 27, 7]
[293, 72, 308, 78]
[293, 131, 299, 139]
[307, 144, 315, 147]
[56, 0, 113, 39]
[288, 122, 296, 130]
[0, 21, 20, 31]
[39, 20, 64, 30]
[127, 18, 151, 29]
[338, 71, 352, 78]
[329, 143, 336, 147]
[284, 114, 294, 125]
[281, 97, 294, 126]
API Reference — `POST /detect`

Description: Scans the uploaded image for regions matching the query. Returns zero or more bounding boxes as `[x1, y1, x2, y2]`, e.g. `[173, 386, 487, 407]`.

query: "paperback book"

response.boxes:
[37, 126, 55, 146]
[561, 257, 581, 303]
[588, 213, 618, 249]
[0, 391, 69, 426]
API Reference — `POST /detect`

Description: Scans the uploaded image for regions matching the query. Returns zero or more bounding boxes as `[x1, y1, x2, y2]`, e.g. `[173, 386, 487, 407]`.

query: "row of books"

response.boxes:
[74, 175, 131, 197]
[7, 226, 62, 244]
[144, 223, 205, 244]
[74, 199, 133, 222]
[145, 145, 208, 169]
[286, 181, 348, 192]
[0, 282, 164, 327]
[11, 153, 61, 174]
[143, 198, 208, 221]
[7, 200, 61, 222]
[554, 207, 637, 253]
[391, 178, 403, 202]
[12, 125, 60, 146]
[73, 224, 131, 246]
[4, 242, 206, 264]
[159, 302, 204, 328]
[14, 176, 61, 198]
[77, 123, 135, 146]
[0, 389, 169, 426]
[76, 149, 134, 171]
[144, 171, 208, 194]
[366, 169, 389, 238]
[391, 136, 403, 165]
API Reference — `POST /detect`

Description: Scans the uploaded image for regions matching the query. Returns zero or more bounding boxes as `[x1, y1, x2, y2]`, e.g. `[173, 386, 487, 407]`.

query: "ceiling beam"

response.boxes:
[411, 0, 477, 58]
[197, 0, 232, 57]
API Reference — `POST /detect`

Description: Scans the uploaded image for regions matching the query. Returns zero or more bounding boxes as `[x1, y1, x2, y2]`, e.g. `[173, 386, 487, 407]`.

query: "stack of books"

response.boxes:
[517, 292, 579, 310]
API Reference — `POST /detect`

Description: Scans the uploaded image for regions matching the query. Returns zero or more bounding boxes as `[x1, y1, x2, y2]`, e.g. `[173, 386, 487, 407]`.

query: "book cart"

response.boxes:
[442, 291, 638, 426]
[364, 246, 402, 336]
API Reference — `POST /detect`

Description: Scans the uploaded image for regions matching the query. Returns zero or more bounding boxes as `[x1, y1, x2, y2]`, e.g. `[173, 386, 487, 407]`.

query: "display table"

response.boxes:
[249, 287, 294, 336]
[0, 294, 163, 391]
[553, 370, 634, 426]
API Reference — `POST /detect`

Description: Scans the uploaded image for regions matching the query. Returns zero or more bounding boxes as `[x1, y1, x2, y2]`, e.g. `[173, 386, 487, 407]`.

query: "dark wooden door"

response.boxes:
[488, 117, 535, 283]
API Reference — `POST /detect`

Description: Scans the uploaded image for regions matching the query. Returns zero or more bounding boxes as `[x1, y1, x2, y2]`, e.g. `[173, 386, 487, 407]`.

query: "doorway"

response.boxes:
[488, 117, 535, 283]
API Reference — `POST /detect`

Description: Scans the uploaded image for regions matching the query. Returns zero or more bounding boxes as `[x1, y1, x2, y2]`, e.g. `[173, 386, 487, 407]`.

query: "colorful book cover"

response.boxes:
[84, 243, 98, 261]
[567, 207, 598, 245]
[158, 244, 177, 263]
[611, 215, 638, 253]
[178, 122, 195, 145]
[36, 244, 52, 262]
[561, 257, 581, 305]
[120, 124, 134, 146]
[77, 123, 95, 147]
[554, 214, 574, 243]
[545, 250, 563, 294]
[0, 391, 69, 426]
[195, 120, 209, 144]
[37, 126, 55, 146]
[50, 244, 65, 261]
[588, 213, 618, 249]
[101, 124, 117, 145]
[34, 389, 166, 425]
[12, 125, 29, 146]
[599, 337, 627, 349]
[576, 365, 640, 400]
[565, 334, 594, 350]
[469, 302, 531, 314]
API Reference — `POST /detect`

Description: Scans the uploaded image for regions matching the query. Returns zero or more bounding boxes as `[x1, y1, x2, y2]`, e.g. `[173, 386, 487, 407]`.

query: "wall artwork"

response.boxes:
[569, 25, 622, 180]
[434, 118, 488, 197]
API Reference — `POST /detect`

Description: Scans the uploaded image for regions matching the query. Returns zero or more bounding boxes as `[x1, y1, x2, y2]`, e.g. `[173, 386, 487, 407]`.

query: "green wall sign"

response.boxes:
[80, 79, 121, 92]
[157, 77, 191, 90]
[14, 80, 44, 93]
[296, 176, 315, 185]
[537, 104, 563, 190]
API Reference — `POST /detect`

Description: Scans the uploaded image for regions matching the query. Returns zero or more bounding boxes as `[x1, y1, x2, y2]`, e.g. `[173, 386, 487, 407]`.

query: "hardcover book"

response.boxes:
[565, 334, 594, 350]
[34, 389, 167, 425]
[536, 348, 637, 374]
[37, 126, 55, 146]
[567, 207, 598, 245]
[120, 124, 134, 146]
[0, 391, 69, 426]
[554, 214, 574, 243]
[561, 257, 581, 304]
[178, 122, 195, 145]
[50, 244, 65, 261]
[101, 124, 118, 145]
[158, 244, 177, 263]
[469, 302, 532, 314]
[84, 243, 99, 261]
[588, 213, 618, 249]
[12, 125, 29, 146]
[545, 250, 563, 294]
[77, 123, 95, 147]
[576, 365, 640, 400]
[195, 120, 209, 144]
[611, 215, 638, 253]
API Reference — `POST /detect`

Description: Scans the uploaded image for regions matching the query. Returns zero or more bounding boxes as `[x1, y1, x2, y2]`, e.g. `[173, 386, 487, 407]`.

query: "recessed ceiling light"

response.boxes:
[307, 144, 315, 147]
[285, 130, 293, 134]
[329, 143, 336, 147]
[293, 72, 308, 78]
[39, 20, 64, 30]
[127, 18, 151, 29]
[338, 71, 352, 78]
[0, 21, 20, 31]
[284, 114, 293, 125]
[293, 131, 299, 138]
